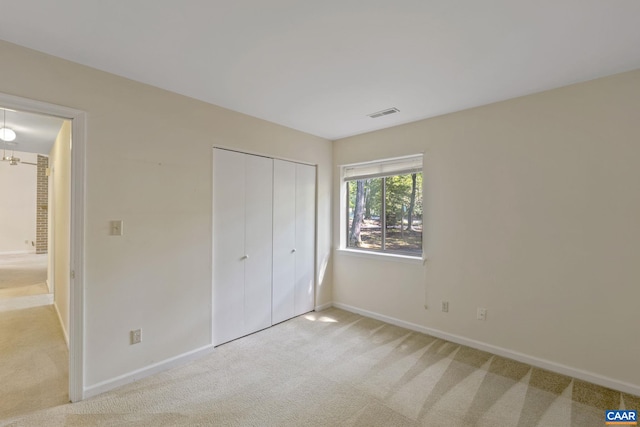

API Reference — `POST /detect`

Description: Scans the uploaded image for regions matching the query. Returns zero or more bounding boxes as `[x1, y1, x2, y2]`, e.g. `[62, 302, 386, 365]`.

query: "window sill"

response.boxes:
[336, 248, 426, 265]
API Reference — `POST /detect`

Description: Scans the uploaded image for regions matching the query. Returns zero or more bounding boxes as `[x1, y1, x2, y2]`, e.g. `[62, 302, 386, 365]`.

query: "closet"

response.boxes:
[272, 160, 316, 324]
[212, 148, 316, 346]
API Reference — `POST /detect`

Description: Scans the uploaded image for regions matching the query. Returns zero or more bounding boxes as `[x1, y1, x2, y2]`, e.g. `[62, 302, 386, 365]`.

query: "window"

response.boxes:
[343, 155, 423, 257]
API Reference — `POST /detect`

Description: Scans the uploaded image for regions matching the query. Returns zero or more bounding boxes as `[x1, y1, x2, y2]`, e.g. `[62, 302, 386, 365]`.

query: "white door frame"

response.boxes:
[0, 92, 86, 402]
[48, 166, 55, 295]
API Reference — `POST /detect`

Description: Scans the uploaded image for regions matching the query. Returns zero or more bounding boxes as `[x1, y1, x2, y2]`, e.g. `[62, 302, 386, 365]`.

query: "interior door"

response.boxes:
[212, 149, 246, 346]
[294, 163, 316, 316]
[272, 159, 296, 324]
[243, 154, 273, 335]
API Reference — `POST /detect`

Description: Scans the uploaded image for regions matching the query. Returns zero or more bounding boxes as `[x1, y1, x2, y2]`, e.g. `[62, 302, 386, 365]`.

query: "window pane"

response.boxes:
[384, 173, 422, 255]
[347, 178, 382, 250]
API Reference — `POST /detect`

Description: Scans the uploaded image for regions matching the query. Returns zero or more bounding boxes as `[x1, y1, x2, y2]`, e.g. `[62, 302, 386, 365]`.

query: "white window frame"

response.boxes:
[339, 154, 424, 262]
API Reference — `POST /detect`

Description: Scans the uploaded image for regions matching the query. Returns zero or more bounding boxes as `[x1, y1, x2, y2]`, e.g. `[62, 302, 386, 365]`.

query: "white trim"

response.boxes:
[336, 248, 425, 265]
[0, 92, 87, 403]
[314, 302, 332, 311]
[0, 250, 33, 255]
[69, 107, 87, 403]
[342, 154, 423, 181]
[83, 344, 216, 399]
[332, 302, 640, 397]
[340, 153, 424, 169]
[54, 301, 69, 347]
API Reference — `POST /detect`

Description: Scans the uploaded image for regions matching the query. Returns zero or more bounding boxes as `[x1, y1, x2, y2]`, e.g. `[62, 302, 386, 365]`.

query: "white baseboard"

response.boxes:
[53, 302, 69, 347]
[83, 344, 216, 399]
[315, 302, 332, 311]
[332, 302, 640, 397]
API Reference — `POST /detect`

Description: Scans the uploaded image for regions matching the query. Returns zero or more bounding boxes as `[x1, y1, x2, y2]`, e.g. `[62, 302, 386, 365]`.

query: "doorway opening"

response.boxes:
[0, 109, 66, 302]
[0, 93, 86, 410]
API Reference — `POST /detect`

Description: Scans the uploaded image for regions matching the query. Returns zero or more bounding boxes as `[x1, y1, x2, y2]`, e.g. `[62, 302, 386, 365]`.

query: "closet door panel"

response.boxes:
[272, 159, 296, 324]
[243, 155, 273, 335]
[294, 163, 316, 316]
[212, 149, 245, 346]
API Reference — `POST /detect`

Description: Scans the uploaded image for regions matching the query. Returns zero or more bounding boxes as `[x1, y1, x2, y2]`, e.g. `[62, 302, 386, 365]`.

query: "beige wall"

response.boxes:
[0, 40, 332, 388]
[50, 121, 71, 341]
[333, 69, 640, 391]
[0, 151, 37, 254]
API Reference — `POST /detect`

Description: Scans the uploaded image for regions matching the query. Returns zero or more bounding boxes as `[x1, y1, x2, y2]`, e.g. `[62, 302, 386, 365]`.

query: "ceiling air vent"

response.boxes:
[368, 107, 400, 119]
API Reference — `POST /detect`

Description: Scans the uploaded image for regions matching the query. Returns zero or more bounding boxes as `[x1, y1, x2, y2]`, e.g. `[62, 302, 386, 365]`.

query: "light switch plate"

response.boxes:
[441, 301, 449, 312]
[110, 220, 123, 236]
[130, 329, 141, 344]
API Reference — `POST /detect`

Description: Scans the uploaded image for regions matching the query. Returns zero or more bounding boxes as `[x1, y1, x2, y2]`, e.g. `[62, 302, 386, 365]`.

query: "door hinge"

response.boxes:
[71, 270, 76, 279]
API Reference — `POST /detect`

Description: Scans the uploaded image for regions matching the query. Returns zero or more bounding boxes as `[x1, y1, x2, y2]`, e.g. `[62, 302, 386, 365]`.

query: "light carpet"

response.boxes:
[0, 283, 49, 299]
[0, 254, 48, 290]
[2, 308, 638, 426]
[0, 305, 69, 422]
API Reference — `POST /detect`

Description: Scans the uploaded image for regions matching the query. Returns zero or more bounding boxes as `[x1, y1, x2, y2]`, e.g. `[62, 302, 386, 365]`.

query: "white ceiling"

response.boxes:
[1, 1, 640, 140]
[0, 108, 64, 156]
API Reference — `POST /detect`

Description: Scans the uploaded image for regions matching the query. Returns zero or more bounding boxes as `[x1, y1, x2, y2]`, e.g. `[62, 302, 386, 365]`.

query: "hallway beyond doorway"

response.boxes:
[0, 253, 48, 299]
[0, 305, 69, 420]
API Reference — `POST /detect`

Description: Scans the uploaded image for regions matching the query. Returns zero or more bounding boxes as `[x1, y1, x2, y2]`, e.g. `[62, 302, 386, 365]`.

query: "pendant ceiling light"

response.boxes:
[0, 109, 17, 142]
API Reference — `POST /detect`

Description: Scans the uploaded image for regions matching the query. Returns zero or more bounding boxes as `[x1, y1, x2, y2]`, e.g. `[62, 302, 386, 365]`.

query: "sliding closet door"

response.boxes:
[272, 160, 296, 324]
[212, 149, 245, 346]
[294, 163, 316, 316]
[243, 155, 273, 335]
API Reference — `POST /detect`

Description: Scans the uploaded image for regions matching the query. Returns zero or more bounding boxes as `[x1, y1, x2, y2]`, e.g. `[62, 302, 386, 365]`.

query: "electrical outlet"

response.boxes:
[130, 329, 142, 344]
[477, 308, 487, 321]
[441, 301, 449, 312]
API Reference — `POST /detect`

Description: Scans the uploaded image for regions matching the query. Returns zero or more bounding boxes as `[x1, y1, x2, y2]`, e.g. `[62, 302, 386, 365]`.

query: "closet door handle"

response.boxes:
[241, 255, 249, 260]
[291, 248, 297, 253]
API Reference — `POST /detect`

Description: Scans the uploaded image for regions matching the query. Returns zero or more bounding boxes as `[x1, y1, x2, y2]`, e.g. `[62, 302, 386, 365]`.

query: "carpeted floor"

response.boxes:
[0, 305, 69, 422]
[2, 308, 638, 426]
[0, 283, 49, 299]
[0, 254, 48, 292]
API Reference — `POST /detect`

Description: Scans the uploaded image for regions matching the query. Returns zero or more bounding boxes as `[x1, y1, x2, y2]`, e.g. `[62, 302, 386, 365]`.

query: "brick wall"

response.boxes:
[36, 155, 48, 254]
